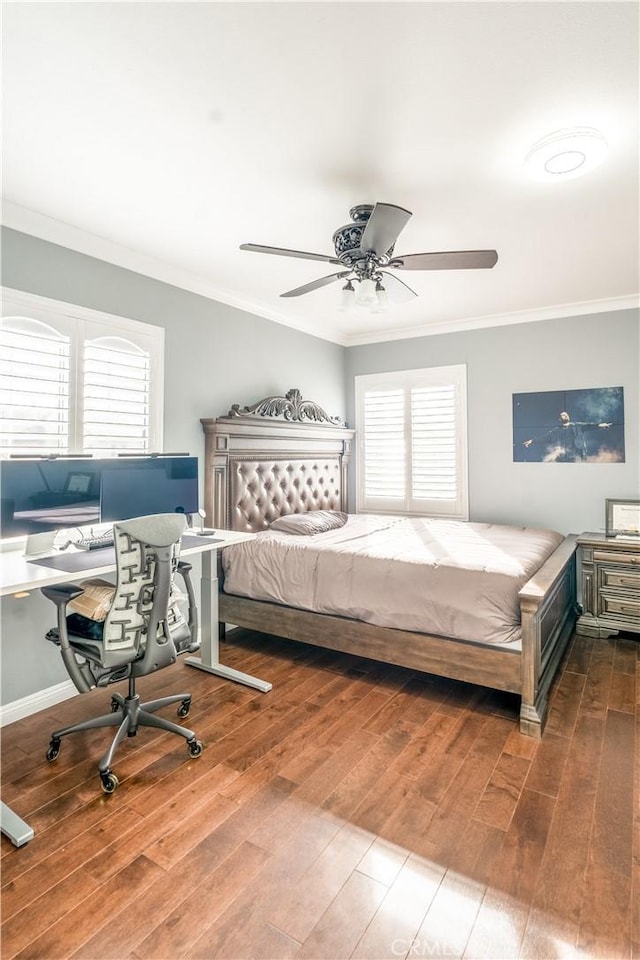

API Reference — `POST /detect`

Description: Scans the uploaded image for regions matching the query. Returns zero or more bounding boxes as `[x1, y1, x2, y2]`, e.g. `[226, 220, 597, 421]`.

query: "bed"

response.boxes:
[202, 389, 577, 737]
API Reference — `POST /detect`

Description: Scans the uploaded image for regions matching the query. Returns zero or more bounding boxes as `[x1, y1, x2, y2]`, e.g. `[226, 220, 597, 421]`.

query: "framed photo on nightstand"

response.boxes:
[605, 498, 640, 539]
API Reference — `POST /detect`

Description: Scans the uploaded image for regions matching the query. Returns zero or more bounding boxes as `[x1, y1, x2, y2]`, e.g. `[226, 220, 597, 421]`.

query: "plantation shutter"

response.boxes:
[411, 384, 457, 503]
[0, 317, 71, 455]
[363, 388, 405, 501]
[83, 336, 151, 456]
[356, 365, 468, 519]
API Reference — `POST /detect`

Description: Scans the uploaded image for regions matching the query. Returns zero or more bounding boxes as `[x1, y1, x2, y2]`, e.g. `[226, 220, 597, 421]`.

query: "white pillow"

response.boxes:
[270, 511, 348, 535]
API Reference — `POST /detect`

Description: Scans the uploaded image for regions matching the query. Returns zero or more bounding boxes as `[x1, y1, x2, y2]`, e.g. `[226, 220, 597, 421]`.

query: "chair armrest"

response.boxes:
[41, 583, 85, 607]
[40, 583, 94, 693]
[176, 561, 199, 651]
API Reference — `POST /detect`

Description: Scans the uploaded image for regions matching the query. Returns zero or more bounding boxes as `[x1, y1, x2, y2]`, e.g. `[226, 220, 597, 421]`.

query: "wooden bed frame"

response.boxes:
[202, 389, 577, 737]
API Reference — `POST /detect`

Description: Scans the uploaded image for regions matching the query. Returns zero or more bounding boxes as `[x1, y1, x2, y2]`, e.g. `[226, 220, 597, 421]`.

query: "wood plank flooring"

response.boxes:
[1, 628, 638, 959]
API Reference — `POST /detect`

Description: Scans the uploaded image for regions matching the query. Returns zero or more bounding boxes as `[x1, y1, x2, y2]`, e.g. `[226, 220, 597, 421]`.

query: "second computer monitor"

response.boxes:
[100, 457, 199, 523]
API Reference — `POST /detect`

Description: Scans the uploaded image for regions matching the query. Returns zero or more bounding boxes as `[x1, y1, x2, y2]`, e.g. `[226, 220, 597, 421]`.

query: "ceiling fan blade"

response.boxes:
[240, 243, 340, 265]
[359, 203, 412, 257]
[379, 270, 418, 303]
[390, 249, 499, 271]
[280, 272, 350, 298]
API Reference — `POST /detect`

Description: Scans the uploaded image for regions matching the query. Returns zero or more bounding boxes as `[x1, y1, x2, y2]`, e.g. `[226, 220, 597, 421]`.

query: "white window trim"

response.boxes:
[1, 287, 164, 455]
[355, 364, 469, 520]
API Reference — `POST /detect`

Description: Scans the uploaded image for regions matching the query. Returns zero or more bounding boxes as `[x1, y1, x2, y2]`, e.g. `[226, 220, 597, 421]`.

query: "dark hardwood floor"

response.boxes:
[1, 628, 638, 959]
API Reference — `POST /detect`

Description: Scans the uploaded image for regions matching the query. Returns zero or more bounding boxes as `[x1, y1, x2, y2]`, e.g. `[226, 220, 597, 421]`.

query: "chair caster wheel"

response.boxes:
[187, 738, 203, 758]
[110, 700, 120, 713]
[100, 771, 119, 794]
[177, 699, 191, 719]
[46, 739, 61, 762]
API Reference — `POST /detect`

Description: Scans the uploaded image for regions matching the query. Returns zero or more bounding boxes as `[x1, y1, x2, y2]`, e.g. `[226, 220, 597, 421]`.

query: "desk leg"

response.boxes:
[1, 801, 34, 847]
[184, 549, 272, 693]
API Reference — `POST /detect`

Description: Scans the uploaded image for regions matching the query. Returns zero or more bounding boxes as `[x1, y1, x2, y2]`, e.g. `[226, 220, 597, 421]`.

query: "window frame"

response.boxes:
[1, 287, 164, 457]
[355, 364, 469, 520]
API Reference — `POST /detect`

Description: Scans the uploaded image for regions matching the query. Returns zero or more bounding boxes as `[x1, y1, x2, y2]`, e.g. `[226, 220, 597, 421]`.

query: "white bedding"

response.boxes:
[221, 514, 564, 646]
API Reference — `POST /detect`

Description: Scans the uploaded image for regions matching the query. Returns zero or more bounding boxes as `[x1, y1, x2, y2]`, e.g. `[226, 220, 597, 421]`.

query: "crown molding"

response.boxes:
[3, 202, 637, 349]
[1, 202, 345, 345]
[343, 294, 640, 346]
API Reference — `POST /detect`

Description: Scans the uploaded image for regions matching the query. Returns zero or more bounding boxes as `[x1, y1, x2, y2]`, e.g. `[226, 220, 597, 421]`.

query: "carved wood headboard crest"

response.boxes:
[227, 388, 344, 426]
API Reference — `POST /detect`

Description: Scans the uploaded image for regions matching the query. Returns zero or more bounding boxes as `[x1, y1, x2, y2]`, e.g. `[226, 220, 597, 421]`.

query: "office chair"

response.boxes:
[41, 513, 203, 794]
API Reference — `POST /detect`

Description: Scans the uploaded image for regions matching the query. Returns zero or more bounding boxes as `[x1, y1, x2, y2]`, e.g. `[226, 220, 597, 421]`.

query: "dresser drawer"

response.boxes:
[601, 568, 640, 591]
[593, 549, 640, 566]
[600, 593, 640, 622]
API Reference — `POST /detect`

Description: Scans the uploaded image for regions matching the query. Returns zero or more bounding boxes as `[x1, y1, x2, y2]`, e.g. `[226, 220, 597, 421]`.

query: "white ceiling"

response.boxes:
[2, 2, 639, 346]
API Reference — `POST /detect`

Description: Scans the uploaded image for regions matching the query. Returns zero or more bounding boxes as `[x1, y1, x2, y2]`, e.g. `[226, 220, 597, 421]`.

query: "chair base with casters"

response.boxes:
[42, 513, 204, 794]
[46, 675, 204, 794]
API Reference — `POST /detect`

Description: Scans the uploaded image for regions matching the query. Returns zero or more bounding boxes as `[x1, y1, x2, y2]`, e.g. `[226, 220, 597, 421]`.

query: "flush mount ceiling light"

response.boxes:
[525, 127, 608, 182]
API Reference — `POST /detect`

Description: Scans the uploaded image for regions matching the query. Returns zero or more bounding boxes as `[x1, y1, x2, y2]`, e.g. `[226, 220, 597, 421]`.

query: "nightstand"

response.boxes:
[576, 532, 640, 638]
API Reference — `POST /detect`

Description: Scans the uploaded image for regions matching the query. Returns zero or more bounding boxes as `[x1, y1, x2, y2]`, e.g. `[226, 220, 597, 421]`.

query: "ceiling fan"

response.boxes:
[240, 202, 498, 308]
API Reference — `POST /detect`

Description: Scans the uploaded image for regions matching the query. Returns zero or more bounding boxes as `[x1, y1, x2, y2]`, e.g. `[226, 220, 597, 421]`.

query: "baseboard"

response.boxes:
[1, 679, 78, 727]
[1, 626, 237, 727]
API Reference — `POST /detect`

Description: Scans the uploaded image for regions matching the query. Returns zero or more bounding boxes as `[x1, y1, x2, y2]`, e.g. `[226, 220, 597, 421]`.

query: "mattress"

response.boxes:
[221, 514, 564, 645]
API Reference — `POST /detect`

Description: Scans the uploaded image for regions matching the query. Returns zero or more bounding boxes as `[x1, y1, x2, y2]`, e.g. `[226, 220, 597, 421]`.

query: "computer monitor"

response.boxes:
[0, 458, 102, 538]
[99, 456, 199, 522]
[0, 455, 199, 539]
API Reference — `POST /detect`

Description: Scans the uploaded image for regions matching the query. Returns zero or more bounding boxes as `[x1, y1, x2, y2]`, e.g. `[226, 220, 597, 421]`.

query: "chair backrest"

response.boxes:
[101, 513, 188, 674]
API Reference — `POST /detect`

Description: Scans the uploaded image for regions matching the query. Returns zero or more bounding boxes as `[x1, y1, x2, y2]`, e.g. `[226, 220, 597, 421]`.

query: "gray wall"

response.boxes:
[1, 228, 346, 703]
[346, 309, 639, 535]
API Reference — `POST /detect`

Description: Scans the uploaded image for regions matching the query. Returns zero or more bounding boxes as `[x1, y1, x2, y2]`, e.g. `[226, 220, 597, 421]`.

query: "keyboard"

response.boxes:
[76, 533, 115, 551]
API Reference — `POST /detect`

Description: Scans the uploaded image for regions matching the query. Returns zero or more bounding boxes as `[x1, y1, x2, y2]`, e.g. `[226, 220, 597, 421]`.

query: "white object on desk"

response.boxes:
[24, 531, 57, 556]
[0, 527, 268, 847]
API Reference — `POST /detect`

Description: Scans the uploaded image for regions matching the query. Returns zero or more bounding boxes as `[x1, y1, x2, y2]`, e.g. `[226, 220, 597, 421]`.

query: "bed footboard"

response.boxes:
[518, 535, 578, 737]
[219, 534, 578, 739]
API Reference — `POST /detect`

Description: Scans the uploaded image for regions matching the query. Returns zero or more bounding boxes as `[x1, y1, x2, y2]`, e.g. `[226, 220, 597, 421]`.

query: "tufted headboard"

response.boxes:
[201, 389, 355, 533]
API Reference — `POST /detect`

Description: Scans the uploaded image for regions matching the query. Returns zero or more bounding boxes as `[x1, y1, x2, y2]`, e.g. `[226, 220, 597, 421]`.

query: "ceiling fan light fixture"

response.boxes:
[356, 277, 378, 308]
[339, 280, 356, 311]
[524, 127, 608, 182]
[373, 281, 388, 312]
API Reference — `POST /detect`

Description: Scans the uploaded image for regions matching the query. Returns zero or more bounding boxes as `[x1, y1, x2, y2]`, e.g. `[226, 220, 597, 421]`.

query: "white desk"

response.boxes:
[0, 528, 270, 847]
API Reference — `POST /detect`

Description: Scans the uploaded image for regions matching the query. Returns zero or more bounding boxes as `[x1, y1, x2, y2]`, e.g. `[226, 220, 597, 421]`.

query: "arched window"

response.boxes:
[1, 290, 164, 456]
